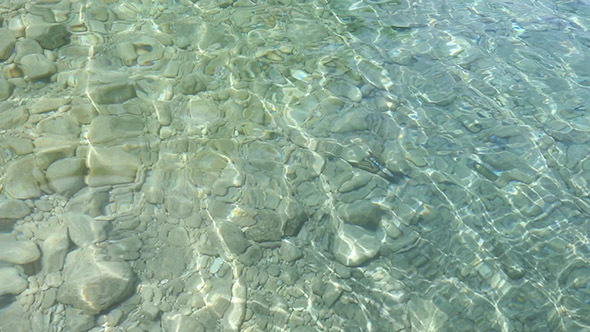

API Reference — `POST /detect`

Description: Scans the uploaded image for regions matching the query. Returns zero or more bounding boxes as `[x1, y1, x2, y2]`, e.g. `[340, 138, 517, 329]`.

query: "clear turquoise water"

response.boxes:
[1, 0, 589, 331]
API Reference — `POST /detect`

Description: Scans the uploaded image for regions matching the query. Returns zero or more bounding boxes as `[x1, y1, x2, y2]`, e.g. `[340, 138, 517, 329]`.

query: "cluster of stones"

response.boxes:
[1, 0, 590, 331]
[0, 0, 408, 329]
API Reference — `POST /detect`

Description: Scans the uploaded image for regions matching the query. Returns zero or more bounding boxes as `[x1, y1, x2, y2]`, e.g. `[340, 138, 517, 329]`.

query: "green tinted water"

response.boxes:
[0, 0, 589, 331]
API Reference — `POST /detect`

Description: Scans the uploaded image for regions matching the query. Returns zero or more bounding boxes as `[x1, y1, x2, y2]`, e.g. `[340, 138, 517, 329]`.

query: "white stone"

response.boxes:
[0, 240, 40, 265]
[64, 187, 110, 218]
[0, 267, 28, 296]
[57, 248, 134, 314]
[209, 257, 223, 275]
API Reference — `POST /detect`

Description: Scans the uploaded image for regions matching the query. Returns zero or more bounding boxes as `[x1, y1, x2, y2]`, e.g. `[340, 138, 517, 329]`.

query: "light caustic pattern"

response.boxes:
[0, 0, 589, 331]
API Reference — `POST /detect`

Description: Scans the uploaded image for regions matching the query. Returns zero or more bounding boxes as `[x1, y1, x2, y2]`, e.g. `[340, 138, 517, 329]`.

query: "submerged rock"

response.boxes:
[19, 54, 56, 80]
[86, 146, 140, 186]
[57, 248, 134, 314]
[0, 28, 16, 61]
[89, 82, 136, 105]
[40, 226, 69, 274]
[0, 77, 13, 101]
[0, 267, 28, 296]
[26, 23, 70, 50]
[0, 199, 31, 231]
[161, 312, 204, 332]
[332, 224, 384, 267]
[64, 212, 108, 248]
[45, 158, 86, 196]
[0, 103, 29, 130]
[217, 221, 249, 255]
[4, 157, 42, 199]
[0, 239, 40, 265]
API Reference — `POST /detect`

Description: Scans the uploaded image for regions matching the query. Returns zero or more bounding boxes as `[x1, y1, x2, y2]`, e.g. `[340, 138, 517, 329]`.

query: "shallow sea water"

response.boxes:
[0, 0, 590, 331]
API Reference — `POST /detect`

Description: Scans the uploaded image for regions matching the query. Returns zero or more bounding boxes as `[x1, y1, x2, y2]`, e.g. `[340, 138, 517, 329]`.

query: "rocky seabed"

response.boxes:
[1, 0, 590, 331]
